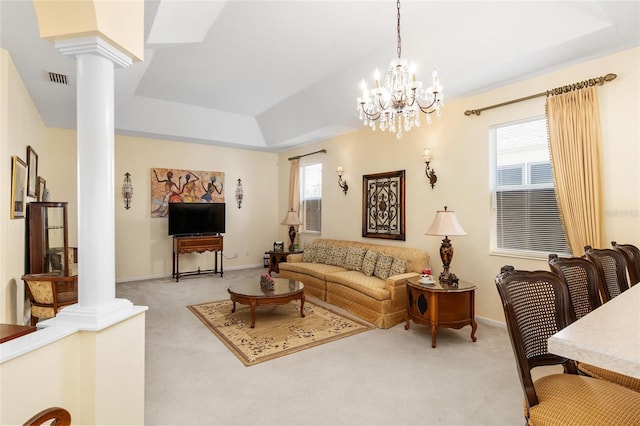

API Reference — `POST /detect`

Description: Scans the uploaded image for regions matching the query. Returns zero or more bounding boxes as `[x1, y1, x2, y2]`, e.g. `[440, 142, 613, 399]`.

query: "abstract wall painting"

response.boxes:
[151, 168, 225, 218]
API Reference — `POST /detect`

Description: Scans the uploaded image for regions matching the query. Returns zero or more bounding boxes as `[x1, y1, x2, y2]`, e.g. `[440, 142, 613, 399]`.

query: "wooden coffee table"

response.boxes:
[227, 278, 305, 328]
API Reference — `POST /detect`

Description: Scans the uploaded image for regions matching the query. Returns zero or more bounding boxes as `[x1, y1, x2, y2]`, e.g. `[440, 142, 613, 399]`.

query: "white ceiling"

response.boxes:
[1, 1, 639, 152]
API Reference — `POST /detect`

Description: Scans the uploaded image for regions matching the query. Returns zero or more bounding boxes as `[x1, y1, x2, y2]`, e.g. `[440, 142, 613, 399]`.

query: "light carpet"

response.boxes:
[188, 299, 373, 366]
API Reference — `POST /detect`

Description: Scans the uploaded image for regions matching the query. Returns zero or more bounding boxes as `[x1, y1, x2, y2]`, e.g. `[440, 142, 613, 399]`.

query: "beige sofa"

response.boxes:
[279, 238, 429, 329]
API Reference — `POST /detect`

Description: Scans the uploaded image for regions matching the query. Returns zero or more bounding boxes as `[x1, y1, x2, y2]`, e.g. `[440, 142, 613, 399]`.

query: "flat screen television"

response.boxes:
[168, 202, 225, 236]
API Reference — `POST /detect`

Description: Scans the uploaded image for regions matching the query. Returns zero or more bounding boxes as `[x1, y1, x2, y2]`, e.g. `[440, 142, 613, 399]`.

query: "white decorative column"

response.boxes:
[53, 36, 135, 329]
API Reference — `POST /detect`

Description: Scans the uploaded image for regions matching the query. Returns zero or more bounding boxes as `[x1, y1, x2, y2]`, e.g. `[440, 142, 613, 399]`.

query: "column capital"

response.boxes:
[55, 35, 132, 68]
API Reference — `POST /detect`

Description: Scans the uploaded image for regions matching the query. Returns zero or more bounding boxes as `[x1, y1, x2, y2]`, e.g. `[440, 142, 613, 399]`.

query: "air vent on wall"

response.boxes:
[48, 72, 68, 85]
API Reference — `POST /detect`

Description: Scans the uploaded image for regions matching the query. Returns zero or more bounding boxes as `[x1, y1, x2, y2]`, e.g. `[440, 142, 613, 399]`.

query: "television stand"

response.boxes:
[172, 235, 223, 282]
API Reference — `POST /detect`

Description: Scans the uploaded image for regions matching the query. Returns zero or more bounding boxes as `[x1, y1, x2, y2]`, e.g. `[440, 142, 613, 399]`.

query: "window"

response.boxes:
[492, 118, 570, 256]
[300, 163, 322, 233]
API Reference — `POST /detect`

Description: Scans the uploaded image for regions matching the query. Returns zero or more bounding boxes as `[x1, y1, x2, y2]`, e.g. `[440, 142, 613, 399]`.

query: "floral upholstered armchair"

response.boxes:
[22, 273, 78, 325]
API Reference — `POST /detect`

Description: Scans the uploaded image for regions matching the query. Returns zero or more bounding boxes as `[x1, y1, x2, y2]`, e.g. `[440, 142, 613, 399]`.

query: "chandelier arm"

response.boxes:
[359, 106, 382, 121]
[416, 97, 441, 114]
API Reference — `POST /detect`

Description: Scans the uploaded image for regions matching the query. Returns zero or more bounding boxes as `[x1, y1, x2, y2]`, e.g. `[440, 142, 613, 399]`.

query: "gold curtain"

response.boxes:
[546, 86, 604, 255]
[289, 158, 300, 214]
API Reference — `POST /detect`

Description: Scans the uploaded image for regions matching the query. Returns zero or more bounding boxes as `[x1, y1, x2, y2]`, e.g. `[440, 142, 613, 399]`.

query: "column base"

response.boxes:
[49, 299, 147, 332]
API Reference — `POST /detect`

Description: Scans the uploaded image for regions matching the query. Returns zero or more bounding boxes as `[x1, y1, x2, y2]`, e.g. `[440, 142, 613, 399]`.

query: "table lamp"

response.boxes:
[281, 209, 302, 251]
[426, 206, 467, 284]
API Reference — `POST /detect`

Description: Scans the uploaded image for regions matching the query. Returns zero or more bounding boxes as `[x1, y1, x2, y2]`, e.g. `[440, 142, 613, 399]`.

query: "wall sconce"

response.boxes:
[235, 178, 244, 209]
[122, 172, 133, 209]
[336, 165, 349, 195]
[422, 148, 438, 189]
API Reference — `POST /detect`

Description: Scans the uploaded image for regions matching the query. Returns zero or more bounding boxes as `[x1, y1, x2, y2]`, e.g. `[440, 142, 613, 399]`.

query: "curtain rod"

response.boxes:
[288, 149, 326, 161]
[464, 73, 617, 117]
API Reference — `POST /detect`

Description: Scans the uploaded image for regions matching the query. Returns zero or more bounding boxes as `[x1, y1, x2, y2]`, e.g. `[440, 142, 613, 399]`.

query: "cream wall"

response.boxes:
[113, 135, 280, 280]
[1, 49, 47, 324]
[44, 130, 281, 281]
[278, 47, 640, 323]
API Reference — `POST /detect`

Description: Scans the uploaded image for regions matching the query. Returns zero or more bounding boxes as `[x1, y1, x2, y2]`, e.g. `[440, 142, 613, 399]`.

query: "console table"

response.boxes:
[405, 277, 477, 348]
[173, 235, 223, 282]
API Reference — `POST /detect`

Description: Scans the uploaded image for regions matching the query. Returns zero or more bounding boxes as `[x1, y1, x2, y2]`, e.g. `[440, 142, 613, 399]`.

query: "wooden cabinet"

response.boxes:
[172, 235, 223, 281]
[405, 277, 477, 348]
[26, 202, 72, 276]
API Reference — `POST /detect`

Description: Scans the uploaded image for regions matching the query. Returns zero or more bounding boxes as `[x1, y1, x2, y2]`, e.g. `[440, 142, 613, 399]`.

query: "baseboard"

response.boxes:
[115, 264, 265, 284]
[476, 315, 506, 329]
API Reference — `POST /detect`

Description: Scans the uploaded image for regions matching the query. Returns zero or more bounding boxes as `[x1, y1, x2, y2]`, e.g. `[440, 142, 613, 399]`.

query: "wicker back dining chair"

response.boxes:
[584, 245, 629, 301]
[611, 241, 640, 286]
[548, 254, 640, 392]
[547, 254, 601, 321]
[495, 266, 640, 425]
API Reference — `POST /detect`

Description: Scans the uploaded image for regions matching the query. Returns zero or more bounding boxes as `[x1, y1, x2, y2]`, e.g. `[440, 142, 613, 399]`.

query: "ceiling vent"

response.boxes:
[48, 72, 68, 85]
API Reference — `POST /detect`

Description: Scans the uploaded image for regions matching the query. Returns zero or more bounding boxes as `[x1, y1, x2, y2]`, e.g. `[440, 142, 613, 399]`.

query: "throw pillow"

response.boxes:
[314, 243, 330, 264]
[361, 250, 379, 276]
[344, 247, 367, 271]
[390, 258, 407, 276]
[327, 246, 348, 266]
[374, 253, 394, 280]
[303, 244, 317, 263]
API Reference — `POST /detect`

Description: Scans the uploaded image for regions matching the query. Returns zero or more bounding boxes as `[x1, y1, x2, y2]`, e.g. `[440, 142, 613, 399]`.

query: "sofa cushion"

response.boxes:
[326, 271, 390, 301]
[374, 253, 394, 279]
[361, 250, 379, 276]
[278, 261, 346, 281]
[314, 243, 330, 264]
[303, 244, 317, 263]
[344, 247, 367, 271]
[327, 245, 348, 266]
[390, 258, 407, 276]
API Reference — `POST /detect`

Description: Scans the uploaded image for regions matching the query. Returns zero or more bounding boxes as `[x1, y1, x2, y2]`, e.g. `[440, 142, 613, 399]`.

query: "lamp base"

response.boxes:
[438, 236, 459, 286]
[288, 226, 296, 252]
[438, 269, 459, 286]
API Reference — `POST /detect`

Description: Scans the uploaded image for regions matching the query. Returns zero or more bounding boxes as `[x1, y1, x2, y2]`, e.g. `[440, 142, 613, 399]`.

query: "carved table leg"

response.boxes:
[299, 292, 306, 318]
[250, 300, 257, 328]
[470, 319, 478, 342]
[431, 325, 438, 348]
[404, 311, 410, 330]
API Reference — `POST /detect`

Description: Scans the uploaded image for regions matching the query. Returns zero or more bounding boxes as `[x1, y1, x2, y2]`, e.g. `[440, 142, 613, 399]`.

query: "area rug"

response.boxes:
[187, 299, 373, 366]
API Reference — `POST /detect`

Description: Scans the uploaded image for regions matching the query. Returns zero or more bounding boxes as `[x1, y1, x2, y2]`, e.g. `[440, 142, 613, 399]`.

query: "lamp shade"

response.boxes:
[281, 210, 302, 226]
[425, 207, 466, 236]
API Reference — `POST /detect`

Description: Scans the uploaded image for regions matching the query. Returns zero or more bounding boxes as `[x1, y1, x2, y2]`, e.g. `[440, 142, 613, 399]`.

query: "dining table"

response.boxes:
[548, 283, 640, 379]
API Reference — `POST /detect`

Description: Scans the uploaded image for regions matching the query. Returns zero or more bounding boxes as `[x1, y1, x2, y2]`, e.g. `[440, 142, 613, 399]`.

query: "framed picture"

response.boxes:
[36, 176, 46, 202]
[26, 145, 38, 197]
[11, 156, 28, 219]
[362, 170, 406, 240]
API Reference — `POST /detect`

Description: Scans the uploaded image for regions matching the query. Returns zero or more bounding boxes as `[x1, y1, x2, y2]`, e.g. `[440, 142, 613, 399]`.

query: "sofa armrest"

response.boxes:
[287, 253, 304, 262]
[385, 272, 418, 305]
[386, 272, 418, 288]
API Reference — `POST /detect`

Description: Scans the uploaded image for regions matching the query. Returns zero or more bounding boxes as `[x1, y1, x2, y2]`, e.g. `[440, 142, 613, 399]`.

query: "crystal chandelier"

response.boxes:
[357, 0, 444, 139]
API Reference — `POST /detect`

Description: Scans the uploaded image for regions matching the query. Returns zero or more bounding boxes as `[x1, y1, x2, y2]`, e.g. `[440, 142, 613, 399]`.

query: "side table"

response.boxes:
[405, 277, 477, 348]
[268, 250, 302, 276]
